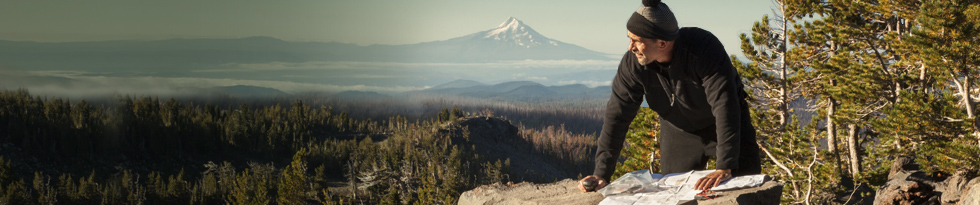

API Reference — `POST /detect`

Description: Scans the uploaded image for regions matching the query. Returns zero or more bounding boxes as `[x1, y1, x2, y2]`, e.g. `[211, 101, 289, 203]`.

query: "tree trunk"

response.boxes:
[779, 9, 790, 129]
[847, 124, 861, 180]
[827, 96, 837, 154]
[966, 75, 978, 150]
[919, 64, 927, 88]
[965, 75, 974, 118]
[895, 82, 902, 103]
[826, 96, 841, 176]
[954, 73, 977, 149]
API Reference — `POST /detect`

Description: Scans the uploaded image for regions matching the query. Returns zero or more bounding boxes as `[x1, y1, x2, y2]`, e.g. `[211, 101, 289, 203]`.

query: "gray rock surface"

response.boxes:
[458, 179, 604, 205]
[890, 156, 916, 178]
[960, 178, 980, 205]
[941, 170, 973, 204]
[698, 180, 783, 205]
[458, 178, 783, 205]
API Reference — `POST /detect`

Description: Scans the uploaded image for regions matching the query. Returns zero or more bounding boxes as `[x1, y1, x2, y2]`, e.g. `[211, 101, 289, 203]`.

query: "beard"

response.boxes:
[634, 51, 653, 65]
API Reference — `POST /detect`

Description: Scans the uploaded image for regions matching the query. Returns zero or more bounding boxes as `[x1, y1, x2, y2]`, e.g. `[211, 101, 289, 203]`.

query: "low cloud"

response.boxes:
[197, 60, 618, 73]
[511, 73, 548, 81]
[557, 80, 611, 88]
[522, 76, 548, 81]
[0, 69, 428, 99]
[0, 58, 618, 99]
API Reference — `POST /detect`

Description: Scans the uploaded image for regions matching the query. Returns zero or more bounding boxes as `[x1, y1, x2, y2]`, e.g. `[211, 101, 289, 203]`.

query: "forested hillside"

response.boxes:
[0, 89, 595, 204]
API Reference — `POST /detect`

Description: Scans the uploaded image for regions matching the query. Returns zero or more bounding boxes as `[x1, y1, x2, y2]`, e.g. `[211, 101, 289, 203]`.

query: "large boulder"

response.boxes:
[960, 178, 980, 205]
[940, 170, 975, 204]
[697, 180, 783, 205]
[872, 172, 939, 205]
[874, 157, 941, 205]
[458, 178, 783, 205]
[889, 156, 917, 178]
[874, 156, 980, 205]
[458, 179, 604, 205]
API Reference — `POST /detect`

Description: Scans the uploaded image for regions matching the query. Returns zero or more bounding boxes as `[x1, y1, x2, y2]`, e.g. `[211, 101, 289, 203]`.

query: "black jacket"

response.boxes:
[593, 27, 749, 181]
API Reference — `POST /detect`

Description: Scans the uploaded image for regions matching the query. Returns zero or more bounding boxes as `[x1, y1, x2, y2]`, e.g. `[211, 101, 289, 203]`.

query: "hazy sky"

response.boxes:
[2, 0, 775, 55]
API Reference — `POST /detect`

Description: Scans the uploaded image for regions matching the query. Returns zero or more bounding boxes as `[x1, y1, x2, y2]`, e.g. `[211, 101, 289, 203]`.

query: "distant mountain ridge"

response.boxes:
[202, 85, 288, 97]
[418, 80, 610, 101]
[333, 90, 389, 101]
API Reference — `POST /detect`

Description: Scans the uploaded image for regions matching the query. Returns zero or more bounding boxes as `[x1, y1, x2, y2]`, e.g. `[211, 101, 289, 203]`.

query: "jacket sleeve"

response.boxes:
[697, 42, 742, 170]
[594, 52, 645, 181]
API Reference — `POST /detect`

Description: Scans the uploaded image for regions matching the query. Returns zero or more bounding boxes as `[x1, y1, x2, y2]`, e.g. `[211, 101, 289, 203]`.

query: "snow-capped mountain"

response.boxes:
[481, 17, 561, 48]
[406, 17, 613, 62]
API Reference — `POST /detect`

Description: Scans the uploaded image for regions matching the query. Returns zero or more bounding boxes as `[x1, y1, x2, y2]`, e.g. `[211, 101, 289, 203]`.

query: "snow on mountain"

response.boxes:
[413, 17, 611, 62]
[482, 17, 559, 48]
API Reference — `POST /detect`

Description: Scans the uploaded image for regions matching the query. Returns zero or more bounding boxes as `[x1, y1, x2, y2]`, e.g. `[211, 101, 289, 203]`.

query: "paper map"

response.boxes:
[598, 170, 767, 205]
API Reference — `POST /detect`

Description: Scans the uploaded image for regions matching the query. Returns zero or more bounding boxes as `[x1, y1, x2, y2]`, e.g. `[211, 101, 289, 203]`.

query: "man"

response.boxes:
[579, 0, 761, 192]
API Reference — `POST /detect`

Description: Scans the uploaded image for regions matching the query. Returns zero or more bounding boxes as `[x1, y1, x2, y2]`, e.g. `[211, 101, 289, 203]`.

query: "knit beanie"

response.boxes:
[627, 0, 678, 41]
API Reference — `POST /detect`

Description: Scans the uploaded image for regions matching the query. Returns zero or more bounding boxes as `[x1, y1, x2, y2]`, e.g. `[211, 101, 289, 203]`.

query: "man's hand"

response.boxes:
[694, 169, 731, 191]
[578, 175, 608, 192]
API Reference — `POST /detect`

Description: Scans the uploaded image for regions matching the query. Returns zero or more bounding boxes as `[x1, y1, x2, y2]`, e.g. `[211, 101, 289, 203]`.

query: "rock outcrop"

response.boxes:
[458, 179, 604, 205]
[960, 178, 980, 205]
[701, 180, 783, 205]
[940, 170, 975, 204]
[458, 178, 783, 205]
[873, 170, 940, 205]
[873, 156, 979, 205]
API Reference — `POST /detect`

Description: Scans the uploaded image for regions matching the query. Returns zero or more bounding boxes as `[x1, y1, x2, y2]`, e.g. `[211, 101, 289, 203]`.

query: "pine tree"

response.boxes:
[437, 108, 450, 122]
[612, 107, 659, 180]
[731, 0, 834, 202]
[33, 172, 57, 205]
[0, 157, 28, 204]
[914, 0, 980, 149]
[278, 148, 310, 204]
[226, 169, 271, 205]
[451, 106, 465, 119]
[783, 0, 922, 183]
[167, 168, 189, 201]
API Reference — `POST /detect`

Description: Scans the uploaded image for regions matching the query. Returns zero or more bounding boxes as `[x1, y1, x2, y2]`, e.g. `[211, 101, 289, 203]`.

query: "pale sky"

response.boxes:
[2, 0, 775, 56]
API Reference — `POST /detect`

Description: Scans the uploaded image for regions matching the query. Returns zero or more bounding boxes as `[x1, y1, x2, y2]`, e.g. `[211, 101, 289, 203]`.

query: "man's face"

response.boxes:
[627, 31, 663, 65]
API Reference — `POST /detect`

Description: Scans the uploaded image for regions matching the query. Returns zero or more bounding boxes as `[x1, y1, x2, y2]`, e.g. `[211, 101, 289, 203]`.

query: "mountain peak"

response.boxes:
[420, 17, 613, 61]
[496, 17, 524, 29]
[483, 17, 557, 48]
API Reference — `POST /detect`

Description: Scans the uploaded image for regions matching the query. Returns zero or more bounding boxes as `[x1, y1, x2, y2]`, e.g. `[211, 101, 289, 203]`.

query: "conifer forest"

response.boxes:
[0, 89, 599, 204]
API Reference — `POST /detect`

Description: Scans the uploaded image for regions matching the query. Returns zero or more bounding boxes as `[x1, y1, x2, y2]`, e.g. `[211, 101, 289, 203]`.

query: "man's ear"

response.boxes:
[657, 39, 669, 49]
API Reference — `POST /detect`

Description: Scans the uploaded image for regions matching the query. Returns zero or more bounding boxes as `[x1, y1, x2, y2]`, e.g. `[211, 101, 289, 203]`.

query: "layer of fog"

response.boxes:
[0, 69, 425, 99]
[197, 60, 619, 87]
[0, 59, 618, 99]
